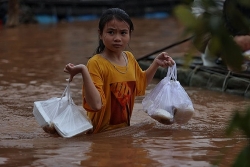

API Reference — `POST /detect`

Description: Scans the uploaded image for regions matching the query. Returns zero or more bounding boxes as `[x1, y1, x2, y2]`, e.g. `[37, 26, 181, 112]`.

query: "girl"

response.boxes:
[64, 8, 175, 134]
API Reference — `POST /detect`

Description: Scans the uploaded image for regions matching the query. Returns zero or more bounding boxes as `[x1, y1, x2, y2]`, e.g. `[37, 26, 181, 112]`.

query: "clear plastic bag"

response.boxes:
[33, 82, 93, 137]
[33, 86, 69, 133]
[53, 104, 93, 138]
[142, 64, 195, 125]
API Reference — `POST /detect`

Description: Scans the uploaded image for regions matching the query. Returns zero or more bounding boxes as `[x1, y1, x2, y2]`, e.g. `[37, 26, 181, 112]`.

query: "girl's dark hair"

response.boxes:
[223, 0, 250, 36]
[95, 8, 134, 54]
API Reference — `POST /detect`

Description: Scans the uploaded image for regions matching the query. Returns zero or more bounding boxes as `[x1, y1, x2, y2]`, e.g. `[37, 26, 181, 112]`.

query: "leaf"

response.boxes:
[174, 5, 197, 29]
[226, 107, 250, 137]
[232, 145, 250, 167]
[238, 0, 250, 7]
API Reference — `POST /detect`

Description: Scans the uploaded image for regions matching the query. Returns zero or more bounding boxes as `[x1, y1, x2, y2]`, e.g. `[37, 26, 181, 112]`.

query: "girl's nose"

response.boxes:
[114, 34, 121, 41]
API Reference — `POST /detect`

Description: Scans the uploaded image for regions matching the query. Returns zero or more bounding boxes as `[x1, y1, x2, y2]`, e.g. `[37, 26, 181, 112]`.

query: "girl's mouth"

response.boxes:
[113, 44, 122, 48]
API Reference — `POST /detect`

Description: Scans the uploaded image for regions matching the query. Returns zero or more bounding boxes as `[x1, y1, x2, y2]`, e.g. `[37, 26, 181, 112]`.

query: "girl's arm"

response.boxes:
[145, 52, 175, 86]
[64, 63, 102, 111]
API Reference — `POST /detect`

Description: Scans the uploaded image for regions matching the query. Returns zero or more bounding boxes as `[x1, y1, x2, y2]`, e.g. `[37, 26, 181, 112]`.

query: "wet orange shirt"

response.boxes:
[82, 51, 147, 133]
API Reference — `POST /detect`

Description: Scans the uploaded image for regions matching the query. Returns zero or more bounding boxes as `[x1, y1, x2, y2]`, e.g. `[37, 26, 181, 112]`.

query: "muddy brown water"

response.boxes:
[0, 17, 250, 167]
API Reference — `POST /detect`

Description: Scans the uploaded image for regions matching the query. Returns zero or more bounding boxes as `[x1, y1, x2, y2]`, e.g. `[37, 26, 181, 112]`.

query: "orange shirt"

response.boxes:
[83, 51, 147, 133]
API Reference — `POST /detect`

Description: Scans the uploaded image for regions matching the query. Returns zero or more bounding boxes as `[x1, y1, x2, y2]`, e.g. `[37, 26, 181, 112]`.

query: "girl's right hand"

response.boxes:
[64, 63, 85, 82]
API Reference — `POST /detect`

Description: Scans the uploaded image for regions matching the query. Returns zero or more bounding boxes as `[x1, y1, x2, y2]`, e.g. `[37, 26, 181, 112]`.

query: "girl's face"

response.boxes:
[100, 19, 131, 54]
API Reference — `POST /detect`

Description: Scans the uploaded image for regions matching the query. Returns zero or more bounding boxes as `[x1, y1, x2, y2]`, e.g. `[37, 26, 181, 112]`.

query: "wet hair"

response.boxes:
[95, 8, 134, 54]
[223, 0, 250, 36]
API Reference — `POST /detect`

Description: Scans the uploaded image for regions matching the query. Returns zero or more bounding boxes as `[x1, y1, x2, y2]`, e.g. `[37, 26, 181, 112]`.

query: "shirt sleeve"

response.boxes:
[82, 58, 106, 112]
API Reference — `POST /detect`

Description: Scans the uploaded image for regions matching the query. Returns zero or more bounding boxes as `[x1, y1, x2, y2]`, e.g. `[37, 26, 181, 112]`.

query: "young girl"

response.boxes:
[64, 8, 175, 134]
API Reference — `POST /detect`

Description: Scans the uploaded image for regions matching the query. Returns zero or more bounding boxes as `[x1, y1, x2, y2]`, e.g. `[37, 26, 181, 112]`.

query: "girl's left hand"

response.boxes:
[155, 52, 175, 68]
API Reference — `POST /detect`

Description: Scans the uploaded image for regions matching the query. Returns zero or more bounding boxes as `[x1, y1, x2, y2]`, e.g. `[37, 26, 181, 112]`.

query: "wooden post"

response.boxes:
[6, 0, 19, 27]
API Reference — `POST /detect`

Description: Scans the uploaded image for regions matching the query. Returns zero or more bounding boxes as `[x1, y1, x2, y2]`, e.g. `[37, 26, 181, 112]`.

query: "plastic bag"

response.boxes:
[33, 86, 69, 134]
[33, 82, 93, 137]
[142, 64, 195, 125]
[53, 104, 93, 138]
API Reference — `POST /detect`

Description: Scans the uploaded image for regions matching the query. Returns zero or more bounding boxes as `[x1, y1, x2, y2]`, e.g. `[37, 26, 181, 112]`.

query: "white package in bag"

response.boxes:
[53, 83, 93, 137]
[33, 82, 93, 137]
[33, 86, 69, 133]
[53, 104, 93, 138]
[142, 64, 195, 125]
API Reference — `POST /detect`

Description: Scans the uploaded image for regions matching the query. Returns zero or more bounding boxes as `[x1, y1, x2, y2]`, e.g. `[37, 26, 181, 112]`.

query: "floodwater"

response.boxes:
[0, 17, 250, 167]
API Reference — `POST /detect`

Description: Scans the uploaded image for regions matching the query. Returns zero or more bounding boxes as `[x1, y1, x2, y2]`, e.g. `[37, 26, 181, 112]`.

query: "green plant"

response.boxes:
[173, 0, 250, 166]
[226, 107, 250, 167]
[174, 0, 250, 70]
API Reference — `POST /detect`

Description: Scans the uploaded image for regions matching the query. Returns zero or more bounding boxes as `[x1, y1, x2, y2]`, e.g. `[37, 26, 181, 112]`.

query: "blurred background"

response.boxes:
[0, 0, 182, 26]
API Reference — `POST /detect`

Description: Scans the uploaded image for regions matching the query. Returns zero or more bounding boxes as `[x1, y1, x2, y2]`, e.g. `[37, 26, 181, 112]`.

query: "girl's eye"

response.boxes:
[108, 31, 114, 35]
[121, 31, 128, 35]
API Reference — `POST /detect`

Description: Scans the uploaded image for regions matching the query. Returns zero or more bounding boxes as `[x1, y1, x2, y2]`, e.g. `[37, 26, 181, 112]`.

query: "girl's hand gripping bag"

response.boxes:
[142, 64, 195, 125]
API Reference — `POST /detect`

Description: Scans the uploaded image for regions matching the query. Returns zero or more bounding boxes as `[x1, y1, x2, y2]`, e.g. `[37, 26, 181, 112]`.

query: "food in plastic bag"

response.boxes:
[151, 108, 174, 125]
[33, 82, 93, 137]
[33, 96, 68, 134]
[53, 104, 93, 138]
[174, 105, 194, 124]
[142, 64, 195, 125]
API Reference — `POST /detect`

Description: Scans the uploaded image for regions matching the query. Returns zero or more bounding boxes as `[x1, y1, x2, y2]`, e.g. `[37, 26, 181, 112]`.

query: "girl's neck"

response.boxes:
[102, 49, 123, 59]
[101, 50, 127, 66]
